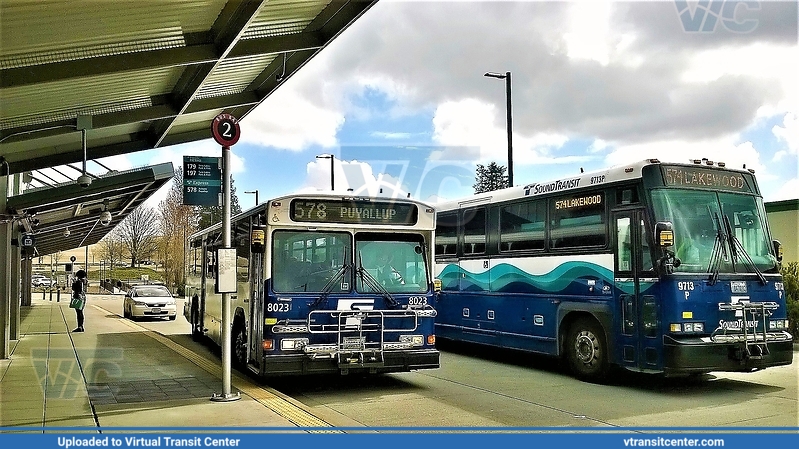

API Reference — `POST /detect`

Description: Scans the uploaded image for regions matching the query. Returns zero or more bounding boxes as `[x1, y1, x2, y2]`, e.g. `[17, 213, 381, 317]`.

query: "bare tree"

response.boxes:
[95, 235, 126, 272]
[159, 167, 196, 293]
[117, 206, 160, 267]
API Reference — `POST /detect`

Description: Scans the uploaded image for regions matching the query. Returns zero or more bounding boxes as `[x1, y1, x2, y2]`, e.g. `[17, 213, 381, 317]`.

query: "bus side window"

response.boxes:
[616, 217, 632, 272]
[550, 192, 606, 249]
[462, 207, 486, 255]
[500, 201, 545, 252]
[435, 212, 458, 258]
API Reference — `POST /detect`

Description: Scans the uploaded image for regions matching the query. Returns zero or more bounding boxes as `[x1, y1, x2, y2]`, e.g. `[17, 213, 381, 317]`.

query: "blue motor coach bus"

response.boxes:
[186, 192, 439, 377]
[434, 159, 792, 382]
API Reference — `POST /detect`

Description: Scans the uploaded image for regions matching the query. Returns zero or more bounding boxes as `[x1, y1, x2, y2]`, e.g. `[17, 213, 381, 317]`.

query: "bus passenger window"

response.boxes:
[550, 192, 606, 249]
[500, 201, 545, 252]
[435, 212, 458, 257]
[462, 207, 486, 255]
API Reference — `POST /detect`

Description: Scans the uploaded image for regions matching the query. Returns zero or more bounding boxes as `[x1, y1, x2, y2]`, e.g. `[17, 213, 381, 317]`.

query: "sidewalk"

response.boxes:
[0, 294, 332, 432]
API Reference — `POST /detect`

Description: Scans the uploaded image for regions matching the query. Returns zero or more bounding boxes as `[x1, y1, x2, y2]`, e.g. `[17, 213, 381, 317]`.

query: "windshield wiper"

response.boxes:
[355, 251, 399, 307]
[311, 247, 351, 308]
[707, 210, 729, 286]
[722, 214, 767, 285]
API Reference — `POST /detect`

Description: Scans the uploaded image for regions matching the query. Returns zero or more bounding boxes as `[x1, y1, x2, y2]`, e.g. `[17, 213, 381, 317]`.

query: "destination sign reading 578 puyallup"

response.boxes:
[289, 199, 418, 226]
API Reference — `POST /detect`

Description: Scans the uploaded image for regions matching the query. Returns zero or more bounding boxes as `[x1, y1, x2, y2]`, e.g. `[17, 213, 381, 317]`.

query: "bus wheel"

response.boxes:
[190, 296, 203, 342]
[232, 324, 247, 368]
[566, 317, 609, 382]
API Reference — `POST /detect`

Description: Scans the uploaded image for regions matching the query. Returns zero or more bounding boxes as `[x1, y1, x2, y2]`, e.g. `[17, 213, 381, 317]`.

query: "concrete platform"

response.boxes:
[0, 294, 334, 433]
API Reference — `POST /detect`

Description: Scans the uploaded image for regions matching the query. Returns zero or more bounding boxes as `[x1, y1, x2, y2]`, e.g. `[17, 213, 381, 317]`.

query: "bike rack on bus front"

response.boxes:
[714, 301, 780, 359]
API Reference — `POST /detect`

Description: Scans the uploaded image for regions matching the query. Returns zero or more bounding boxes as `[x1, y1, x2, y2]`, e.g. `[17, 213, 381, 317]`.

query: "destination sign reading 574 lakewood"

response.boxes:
[662, 166, 752, 193]
[290, 199, 418, 226]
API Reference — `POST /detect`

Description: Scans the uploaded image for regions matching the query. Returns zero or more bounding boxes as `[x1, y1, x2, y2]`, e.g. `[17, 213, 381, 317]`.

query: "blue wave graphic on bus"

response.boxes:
[438, 261, 617, 294]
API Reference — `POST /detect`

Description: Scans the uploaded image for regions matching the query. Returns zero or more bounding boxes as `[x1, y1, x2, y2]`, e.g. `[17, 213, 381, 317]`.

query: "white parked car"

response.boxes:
[32, 275, 53, 287]
[123, 285, 177, 320]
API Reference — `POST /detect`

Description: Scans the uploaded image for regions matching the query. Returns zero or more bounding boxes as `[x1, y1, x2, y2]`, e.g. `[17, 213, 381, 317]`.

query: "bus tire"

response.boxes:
[232, 324, 247, 368]
[190, 296, 203, 342]
[566, 317, 610, 382]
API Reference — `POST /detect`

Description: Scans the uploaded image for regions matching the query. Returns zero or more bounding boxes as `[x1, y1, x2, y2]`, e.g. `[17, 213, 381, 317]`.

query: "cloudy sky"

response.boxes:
[104, 0, 798, 209]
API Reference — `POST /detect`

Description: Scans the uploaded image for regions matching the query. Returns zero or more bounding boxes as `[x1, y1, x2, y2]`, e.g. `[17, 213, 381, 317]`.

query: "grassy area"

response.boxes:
[90, 267, 164, 283]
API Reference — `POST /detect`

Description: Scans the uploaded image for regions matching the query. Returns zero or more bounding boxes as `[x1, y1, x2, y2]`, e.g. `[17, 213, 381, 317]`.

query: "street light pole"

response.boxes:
[316, 154, 335, 191]
[244, 190, 259, 206]
[484, 71, 513, 187]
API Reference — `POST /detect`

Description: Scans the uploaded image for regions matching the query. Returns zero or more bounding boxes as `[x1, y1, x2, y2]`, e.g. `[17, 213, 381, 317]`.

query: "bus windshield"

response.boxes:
[355, 233, 429, 294]
[651, 189, 777, 274]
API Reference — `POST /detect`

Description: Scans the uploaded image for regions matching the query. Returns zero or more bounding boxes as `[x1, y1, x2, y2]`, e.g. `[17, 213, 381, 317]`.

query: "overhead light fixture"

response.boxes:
[77, 115, 92, 188]
[99, 210, 112, 226]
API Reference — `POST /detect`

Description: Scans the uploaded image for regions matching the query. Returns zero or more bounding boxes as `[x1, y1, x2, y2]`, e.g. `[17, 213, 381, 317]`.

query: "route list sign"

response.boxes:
[183, 156, 222, 206]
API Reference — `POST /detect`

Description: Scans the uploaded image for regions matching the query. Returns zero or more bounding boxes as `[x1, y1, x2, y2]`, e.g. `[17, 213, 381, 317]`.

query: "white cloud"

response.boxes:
[772, 112, 799, 160]
[242, 88, 344, 151]
[773, 177, 799, 201]
[302, 158, 410, 199]
[563, 1, 613, 65]
[371, 131, 412, 139]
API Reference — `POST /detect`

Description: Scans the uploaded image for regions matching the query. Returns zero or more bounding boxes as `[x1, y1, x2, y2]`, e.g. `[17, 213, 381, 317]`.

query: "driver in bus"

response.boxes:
[375, 253, 405, 286]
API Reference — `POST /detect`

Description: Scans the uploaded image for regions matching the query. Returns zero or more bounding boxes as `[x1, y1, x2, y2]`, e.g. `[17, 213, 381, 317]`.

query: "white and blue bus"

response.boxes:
[434, 159, 792, 382]
[186, 192, 439, 377]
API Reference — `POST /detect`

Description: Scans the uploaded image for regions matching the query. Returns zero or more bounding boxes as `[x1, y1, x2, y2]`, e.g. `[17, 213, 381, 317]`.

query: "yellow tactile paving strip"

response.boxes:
[92, 304, 340, 432]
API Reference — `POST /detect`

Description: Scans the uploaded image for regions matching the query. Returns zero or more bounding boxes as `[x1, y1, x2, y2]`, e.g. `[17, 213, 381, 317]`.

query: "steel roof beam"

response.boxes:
[0, 32, 325, 89]
[152, 0, 268, 148]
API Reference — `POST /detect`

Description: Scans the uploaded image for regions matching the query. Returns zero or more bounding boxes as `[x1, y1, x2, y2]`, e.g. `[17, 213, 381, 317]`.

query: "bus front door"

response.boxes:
[613, 209, 660, 372]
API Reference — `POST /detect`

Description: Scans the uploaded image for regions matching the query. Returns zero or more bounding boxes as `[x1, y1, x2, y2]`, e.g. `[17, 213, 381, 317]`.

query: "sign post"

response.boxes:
[210, 113, 241, 403]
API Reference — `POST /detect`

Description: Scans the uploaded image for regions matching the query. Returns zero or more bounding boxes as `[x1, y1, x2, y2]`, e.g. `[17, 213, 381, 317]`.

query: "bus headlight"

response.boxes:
[280, 338, 308, 350]
[769, 320, 788, 330]
[671, 322, 704, 333]
[400, 335, 424, 346]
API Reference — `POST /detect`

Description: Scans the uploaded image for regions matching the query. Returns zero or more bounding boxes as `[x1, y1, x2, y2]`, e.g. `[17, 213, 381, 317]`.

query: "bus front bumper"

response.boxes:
[258, 348, 440, 377]
[663, 333, 794, 375]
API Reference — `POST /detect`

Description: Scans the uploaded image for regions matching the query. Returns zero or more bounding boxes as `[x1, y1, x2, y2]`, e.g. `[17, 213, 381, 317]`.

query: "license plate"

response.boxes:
[151, 308, 161, 313]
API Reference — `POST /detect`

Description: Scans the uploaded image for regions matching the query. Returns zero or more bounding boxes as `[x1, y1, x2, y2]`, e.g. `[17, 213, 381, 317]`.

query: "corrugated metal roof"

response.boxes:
[7, 163, 176, 257]
[0, 0, 377, 174]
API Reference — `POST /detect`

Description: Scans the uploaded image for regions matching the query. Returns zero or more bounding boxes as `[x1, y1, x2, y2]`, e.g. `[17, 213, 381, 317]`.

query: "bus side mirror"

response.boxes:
[655, 222, 674, 247]
[655, 222, 678, 274]
[251, 227, 265, 254]
[773, 240, 783, 263]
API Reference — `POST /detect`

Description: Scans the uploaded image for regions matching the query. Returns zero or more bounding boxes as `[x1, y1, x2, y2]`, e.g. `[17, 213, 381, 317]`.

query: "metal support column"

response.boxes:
[22, 258, 32, 307]
[211, 145, 240, 402]
[1, 174, 11, 359]
[10, 241, 20, 339]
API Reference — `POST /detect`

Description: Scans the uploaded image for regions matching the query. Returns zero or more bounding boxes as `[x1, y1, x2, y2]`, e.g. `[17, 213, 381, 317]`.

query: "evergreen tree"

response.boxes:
[473, 162, 508, 194]
[198, 175, 243, 228]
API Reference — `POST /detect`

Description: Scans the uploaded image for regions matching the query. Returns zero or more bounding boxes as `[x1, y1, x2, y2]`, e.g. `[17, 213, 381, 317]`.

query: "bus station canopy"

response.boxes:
[0, 0, 376, 176]
[5, 163, 175, 257]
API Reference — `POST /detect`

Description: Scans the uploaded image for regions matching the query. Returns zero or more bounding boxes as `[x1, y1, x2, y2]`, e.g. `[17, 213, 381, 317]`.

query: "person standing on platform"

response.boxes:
[71, 270, 88, 332]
